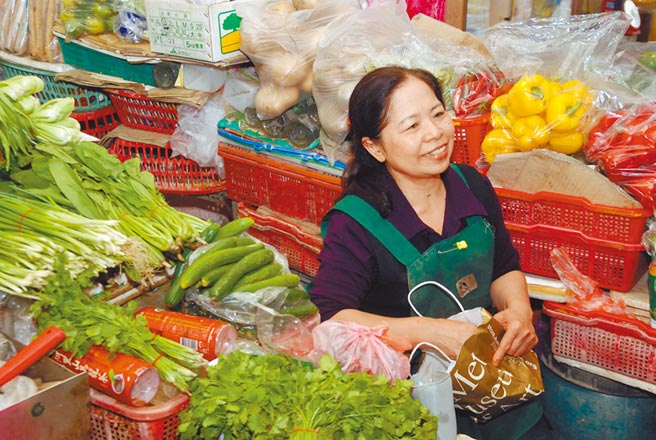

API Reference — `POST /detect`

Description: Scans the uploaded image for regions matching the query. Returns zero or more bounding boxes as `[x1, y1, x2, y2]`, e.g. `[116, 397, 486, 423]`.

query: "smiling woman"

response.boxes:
[309, 66, 543, 440]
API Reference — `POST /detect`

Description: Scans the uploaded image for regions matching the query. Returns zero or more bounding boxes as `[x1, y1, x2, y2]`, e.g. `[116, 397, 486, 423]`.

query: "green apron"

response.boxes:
[322, 167, 542, 440]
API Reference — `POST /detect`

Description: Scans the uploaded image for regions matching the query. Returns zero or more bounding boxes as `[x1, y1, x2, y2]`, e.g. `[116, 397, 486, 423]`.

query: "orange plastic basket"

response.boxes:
[89, 388, 189, 440]
[507, 222, 649, 292]
[108, 138, 225, 195]
[106, 89, 178, 134]
[71, 105, 121, 139]
[452, 113, 491, 167]
[219, 143, 341, 225]
[238, 203, 323, 277]
[543, 301, 656, 391]
[495, 187, 651, 243]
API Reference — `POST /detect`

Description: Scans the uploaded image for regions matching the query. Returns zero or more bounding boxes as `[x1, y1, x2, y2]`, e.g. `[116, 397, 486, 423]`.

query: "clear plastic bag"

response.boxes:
[169, 94, 227, 177]
[482, 12, 630, 82]
[235, 0, 360, 120]
[310, 320, 412, 381]
[0, 0, 29, 56]
[550, 247, 631, 316]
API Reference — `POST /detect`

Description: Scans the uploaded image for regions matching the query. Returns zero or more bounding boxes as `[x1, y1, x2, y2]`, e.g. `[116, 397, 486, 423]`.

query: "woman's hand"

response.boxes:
[423, 318, 478, 360]
[491, 307, 537, 366]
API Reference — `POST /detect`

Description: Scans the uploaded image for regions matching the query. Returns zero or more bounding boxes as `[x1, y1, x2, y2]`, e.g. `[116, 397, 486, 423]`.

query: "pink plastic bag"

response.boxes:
[405, 0, 446, 21]
[310, 321, 412, 381]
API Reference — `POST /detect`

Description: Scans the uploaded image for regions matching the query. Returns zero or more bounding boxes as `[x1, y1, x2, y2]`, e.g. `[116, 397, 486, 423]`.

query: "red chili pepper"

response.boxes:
[453, 68, 508, 118]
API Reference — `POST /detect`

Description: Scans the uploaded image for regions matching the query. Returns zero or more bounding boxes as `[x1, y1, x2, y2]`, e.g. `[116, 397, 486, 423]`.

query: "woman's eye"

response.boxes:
[433, 111, 444, 119]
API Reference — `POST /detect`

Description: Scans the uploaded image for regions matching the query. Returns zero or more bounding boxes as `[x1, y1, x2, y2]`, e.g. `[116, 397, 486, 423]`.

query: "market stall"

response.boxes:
[2, 1, 656, 439]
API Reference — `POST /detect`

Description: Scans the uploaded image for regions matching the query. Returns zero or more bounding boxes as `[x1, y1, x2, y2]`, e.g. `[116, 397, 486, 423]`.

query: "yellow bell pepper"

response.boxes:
[560, 79, 590, 101]
[507, 74, 549, 117]
[481, 128, 518, 163]
[545, 92, 586, 133]
[512, 115, 550, 151]
[490, 94, 518, 129]
[548, 131, 583, 155]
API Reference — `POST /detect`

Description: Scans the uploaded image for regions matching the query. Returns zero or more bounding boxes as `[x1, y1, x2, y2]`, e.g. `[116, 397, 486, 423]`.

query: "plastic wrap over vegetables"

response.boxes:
[482, 12, 629, 82]
[235, 0, 361, 120]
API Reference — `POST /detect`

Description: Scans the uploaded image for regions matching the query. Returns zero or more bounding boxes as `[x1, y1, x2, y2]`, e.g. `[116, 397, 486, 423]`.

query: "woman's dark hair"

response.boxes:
[340, 66, 444, 215]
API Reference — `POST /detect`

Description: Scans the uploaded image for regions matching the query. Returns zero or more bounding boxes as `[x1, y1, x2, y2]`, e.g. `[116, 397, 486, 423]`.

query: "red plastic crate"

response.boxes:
[108, 138, 225, 195]
[496, 187, 651, 243]
[238, 203, 323, 277]
[106, 89, 178, 134]
[71, 104, 121, 139]
[507, 222, 649, 292]
[219, 143, 341, 225]
[452, 113, 491, 167]
[543, 301, 656, 392]
[89, 388, 189, 440]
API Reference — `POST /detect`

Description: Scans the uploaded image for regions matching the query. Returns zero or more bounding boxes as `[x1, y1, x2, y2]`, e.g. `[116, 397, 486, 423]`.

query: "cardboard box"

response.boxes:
[145, 0, 247, 62]
[0, 336, 90, 440]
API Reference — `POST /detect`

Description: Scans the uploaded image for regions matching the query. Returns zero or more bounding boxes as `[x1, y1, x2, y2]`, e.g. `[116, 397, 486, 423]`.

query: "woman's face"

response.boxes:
[363, 77, 455, 180]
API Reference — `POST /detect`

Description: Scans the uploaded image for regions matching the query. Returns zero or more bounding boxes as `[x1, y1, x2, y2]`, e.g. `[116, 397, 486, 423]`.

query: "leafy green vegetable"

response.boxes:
[179, 351, 437, 439]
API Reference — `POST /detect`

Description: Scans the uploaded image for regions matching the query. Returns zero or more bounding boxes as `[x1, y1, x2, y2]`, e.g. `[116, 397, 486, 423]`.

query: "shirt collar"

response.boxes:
[384, 166, 488, 238]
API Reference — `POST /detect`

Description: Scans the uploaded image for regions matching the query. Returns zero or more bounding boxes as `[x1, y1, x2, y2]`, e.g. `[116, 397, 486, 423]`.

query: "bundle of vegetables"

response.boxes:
[481, 74, 592, 163]
[452, 67, 510, 118]
[30, 255, 206, 392]
[166, 217, 316, 320]
[0, 192, 130, 298]
[179, 350, 437, 439]
[0, 75, 210, 279]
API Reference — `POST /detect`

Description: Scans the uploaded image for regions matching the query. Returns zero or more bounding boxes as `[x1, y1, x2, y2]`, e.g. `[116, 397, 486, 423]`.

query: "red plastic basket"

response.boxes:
[452, 113, 491, 167]
[89, 388, 189, 440]
[108, 138, 225, 195]
[543, 301, 656, 391]
[507, 222, 649, 292]
[71, 105, 121, 139]
[238, 203, 323, 277]
[106, 89, 178, 134]
[219, 143, 341, 225]
[495, 187, 651, 243]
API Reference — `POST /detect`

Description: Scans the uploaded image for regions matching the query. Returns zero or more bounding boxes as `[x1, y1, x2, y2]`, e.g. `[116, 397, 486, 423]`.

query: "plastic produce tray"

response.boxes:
[452, 112, 491, 167]
[543, 301, 656, 394]
[108, 138, 225, 195]
[89, 388, 189, 440]
[106, 89, 178, 134]
[219, 142, 341, 225]
[495, 187, 651, 243]
[0, 58, 110, 110]
[507, 222, 649, 292]
[238, 203, 323, 277]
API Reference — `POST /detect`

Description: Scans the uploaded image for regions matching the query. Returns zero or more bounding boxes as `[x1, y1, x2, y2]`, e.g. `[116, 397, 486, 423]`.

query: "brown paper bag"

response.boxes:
[450, 317, 544, 423]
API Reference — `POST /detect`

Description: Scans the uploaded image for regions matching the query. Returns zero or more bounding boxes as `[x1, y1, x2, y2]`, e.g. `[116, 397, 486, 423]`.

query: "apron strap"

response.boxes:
[326, 195, 422, 266]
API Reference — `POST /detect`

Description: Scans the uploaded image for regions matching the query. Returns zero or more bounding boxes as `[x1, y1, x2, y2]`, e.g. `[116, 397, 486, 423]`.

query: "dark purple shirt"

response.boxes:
[310, 165, 520, 320]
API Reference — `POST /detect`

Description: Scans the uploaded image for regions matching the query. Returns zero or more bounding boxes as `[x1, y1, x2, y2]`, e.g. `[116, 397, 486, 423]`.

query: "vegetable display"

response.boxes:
[178, 350, 437, 440]
[0, 75, 209, 282]
[30, 255, 206, 392]
[481, 74, 592, 163]
[452, 68, 509, 118]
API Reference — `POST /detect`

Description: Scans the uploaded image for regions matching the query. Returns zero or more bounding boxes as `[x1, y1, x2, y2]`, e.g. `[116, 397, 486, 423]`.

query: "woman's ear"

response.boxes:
[362, 137, 386, 163]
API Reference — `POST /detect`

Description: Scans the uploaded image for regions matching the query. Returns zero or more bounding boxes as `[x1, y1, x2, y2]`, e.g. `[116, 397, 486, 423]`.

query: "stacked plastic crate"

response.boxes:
[219, 142, 342, 278]
[105, 89, 224, 195]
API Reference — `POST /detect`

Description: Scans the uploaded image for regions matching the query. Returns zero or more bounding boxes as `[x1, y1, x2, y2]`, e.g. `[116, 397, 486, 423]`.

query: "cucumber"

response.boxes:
[187, 236, 255, 266]
[283, 287, 310, 303]
[180, 243, 264, 289]
[234, 274, 301, 293]
[199, 222, 221, 243]
[200, 262, 237, 287]
[233, 262, 283, 289]
[215, 217, 255, 240]
[208, 248, 276, 299]
[165, 248, 192, 308]
[279, 301, 319, 318]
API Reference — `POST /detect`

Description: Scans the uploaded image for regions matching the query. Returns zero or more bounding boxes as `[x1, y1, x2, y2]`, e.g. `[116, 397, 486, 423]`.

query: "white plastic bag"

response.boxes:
[410, 342, 458, 440]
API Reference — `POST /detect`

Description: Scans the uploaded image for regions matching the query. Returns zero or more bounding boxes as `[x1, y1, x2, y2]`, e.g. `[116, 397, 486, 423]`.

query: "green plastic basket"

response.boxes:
[0, 59, 110, 111]
[58, 37, 157, 87]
